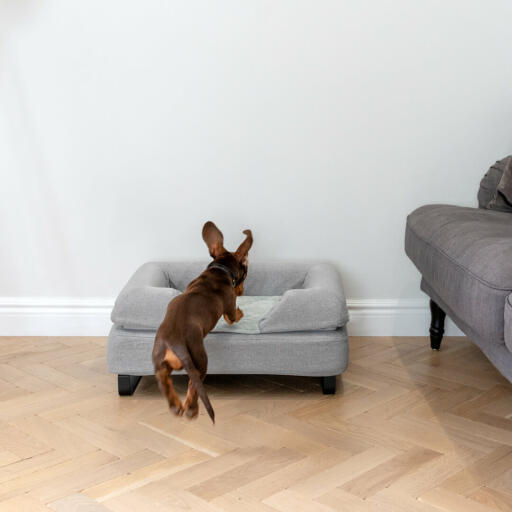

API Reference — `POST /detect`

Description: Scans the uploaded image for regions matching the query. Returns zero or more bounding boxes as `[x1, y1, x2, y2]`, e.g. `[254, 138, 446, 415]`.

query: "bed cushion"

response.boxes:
[213, 296, 279, 334]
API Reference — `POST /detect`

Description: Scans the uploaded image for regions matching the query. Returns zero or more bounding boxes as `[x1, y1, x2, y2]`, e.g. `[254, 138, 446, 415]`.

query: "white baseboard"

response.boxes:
[0, 297, 464, 337]
[0, 297, 113, 336]
[348, 299, 464, 336]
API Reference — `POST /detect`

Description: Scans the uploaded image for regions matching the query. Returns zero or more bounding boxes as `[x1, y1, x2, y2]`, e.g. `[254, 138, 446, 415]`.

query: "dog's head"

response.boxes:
[202, 221, 253, 296]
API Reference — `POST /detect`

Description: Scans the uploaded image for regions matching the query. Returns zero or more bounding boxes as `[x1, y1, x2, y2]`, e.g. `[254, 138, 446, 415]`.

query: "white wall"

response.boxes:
[1, 1, 511, 334]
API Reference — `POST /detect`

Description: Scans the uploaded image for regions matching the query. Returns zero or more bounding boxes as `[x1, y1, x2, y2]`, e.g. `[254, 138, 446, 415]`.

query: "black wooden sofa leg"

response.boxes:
[118, 375, 142, 396]
[321, 376, 336, 394]
[429, 299, 446, 351]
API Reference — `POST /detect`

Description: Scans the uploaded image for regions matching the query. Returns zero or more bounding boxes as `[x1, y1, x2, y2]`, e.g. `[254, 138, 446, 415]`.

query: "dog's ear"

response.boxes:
[235, 229, 253, 262]
[202, 221, 226, 258]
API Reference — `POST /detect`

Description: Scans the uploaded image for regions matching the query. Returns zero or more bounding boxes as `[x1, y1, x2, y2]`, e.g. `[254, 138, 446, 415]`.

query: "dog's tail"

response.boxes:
[172, 344, 215, 424]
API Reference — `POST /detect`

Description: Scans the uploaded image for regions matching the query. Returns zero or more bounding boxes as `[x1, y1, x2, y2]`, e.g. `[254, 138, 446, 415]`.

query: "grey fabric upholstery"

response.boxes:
[422, 279, 512, 383]
[505, 294, 512, 354]
[163, 260, 311, 295]
[260, 263, 348, 332]
[108, 260, 349, 379]
[110, 262, 180, 330]
[107, 325, 349, 377]
[111, 261, 348, 333]
[406, 205, 512, 345]
[497, 156, 512, 205]
[478, 156, 512, 212]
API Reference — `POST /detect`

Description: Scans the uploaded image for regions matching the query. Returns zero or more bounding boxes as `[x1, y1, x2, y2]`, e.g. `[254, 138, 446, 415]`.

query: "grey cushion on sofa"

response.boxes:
[111, 261, 348, 333]
[405, 204, 512, 344]
[478, 156, 512, 212]
[497, 156, 512, 205]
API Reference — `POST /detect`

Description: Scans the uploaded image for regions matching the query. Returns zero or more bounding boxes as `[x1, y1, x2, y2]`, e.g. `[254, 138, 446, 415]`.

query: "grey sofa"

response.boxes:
[405, 157, 512, 383]
[107, 261, 349, 395]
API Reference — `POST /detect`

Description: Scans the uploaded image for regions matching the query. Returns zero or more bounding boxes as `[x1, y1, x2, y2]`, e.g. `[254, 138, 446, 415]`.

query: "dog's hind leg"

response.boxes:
[183, 345, 208, 419]
[183, 368, 206, 419]
[184, 379, 200, 418]
[155, 361, 183, 416]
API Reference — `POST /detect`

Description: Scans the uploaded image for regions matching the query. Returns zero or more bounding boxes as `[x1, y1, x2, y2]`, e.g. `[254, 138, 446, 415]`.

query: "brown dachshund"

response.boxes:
[152, 221, 253, 423]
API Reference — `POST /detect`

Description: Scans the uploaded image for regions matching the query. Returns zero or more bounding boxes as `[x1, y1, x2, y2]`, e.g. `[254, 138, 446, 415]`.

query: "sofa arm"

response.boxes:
[258, 263, 349, 333]
[111, 262, 181, 329]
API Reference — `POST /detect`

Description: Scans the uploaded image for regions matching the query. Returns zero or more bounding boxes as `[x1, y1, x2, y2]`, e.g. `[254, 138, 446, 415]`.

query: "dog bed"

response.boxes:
[107, 261, 349, 394]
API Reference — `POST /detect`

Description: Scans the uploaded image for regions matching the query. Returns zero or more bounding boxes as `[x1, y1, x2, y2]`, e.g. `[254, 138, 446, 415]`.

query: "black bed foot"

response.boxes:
[118, 375, 142, 396]
[321, 376, 337, 394]
[429, 299, 446, 351]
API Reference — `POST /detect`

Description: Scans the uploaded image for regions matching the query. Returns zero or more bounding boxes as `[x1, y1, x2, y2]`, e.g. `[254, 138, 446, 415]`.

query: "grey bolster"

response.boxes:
[111, 262, 181, 330]
[258, 263, 349, 333]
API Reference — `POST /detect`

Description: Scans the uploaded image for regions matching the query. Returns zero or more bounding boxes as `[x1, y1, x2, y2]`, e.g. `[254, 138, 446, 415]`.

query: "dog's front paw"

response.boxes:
[235, 308, 244, 322]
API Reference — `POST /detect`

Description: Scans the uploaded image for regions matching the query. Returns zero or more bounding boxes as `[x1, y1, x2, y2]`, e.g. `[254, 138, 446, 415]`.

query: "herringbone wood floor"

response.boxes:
[0, 336, 511, 511]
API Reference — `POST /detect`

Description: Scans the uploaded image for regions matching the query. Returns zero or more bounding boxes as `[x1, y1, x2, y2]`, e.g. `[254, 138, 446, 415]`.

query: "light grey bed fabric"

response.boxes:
[111, 261, 348, 333]
[259, 263, 348, 333]
[107, 324, 349, 377]
[110, 262, 180, 331]
[406, 204, 512, 344]
[163, 260, 310, 295]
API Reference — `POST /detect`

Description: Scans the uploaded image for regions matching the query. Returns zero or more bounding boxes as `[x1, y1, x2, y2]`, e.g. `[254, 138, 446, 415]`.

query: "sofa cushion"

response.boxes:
[478, 156, 512, 213]
[405, 205, 512, 343]
[111, 261, 348, 333]
[497, 157, 512, 206]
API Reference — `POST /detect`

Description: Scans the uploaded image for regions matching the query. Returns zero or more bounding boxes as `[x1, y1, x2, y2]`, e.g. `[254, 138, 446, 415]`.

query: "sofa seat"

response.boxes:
[406, 204, 512, 347]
